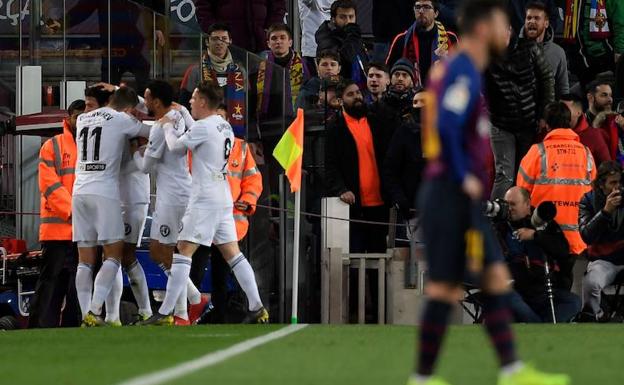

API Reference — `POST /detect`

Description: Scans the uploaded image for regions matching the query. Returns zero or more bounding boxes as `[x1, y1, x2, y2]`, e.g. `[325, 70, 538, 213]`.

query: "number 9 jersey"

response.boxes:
[73, 106, 149, 200]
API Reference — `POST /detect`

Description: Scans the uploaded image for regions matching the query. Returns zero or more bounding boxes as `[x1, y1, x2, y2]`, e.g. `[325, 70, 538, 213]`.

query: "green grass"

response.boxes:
[0, 324, 621, 385]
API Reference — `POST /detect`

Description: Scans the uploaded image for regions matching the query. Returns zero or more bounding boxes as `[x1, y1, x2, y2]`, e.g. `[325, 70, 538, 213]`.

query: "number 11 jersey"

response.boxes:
[73, 106, 147, 200]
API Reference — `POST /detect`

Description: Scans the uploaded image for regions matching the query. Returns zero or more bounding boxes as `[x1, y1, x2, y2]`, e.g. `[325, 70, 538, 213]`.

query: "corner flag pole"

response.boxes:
[291, 188, 301, 324]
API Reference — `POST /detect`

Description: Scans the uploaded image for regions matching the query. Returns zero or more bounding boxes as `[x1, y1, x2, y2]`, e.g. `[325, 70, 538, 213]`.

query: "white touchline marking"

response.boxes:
[115, 324, 308, 385]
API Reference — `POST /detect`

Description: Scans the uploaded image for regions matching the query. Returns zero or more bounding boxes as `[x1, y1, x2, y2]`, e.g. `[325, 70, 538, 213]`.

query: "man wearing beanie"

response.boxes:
[377, 58, 418, 121]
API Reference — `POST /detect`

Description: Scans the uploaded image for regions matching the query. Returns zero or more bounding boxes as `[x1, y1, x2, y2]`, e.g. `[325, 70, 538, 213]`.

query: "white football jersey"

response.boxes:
[73, 106, 147, 200]
[178, 115, 234, 209]
[144, 109, 192, 207]
[119, 143, 150, 205]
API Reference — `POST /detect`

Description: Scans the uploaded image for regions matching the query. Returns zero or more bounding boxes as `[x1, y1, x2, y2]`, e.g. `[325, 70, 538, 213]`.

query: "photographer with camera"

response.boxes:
[578, 161, 624, 322]
[493, 187, 581, 323]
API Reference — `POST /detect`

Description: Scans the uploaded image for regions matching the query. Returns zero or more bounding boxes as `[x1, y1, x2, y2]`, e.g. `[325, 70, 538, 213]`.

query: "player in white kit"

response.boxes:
[138, 83, 268, 325]
[132, 80, 207, 325]
[74, 87, 151, 327]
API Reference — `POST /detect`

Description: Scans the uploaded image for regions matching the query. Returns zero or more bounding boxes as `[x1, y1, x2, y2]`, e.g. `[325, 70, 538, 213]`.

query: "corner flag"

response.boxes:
[273, 108, 304, 192]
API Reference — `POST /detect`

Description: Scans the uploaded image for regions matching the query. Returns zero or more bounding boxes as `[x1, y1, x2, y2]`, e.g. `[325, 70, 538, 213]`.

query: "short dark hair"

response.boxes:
[457, 0, 507, 35]
[207, 23, 231, 37]
[67, 99, 85, 116]
[146, 80, 174, 108]
[366, 62, 389, 74]
[594, 161, 622, 189]
[216, 103, 227, 111]
[195, 82, 223, 109]
[267, 23, 292, 40]
[415, 0, 439, 12]
[525, 1, 549, 18]
[85, 86, 113, 107]
[317, 50, 341, 64]
[336, 79, 358, 98]
[543, 101, 572, 129]
[560, 93, 584, 107]
[331, 0, 357, 18]
[586, 79, 613, 95]
[109, 87, 139, 110]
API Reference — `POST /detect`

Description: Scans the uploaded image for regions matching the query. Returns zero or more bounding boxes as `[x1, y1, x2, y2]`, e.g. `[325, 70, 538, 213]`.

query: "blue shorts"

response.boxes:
[418, 176, 504, 283]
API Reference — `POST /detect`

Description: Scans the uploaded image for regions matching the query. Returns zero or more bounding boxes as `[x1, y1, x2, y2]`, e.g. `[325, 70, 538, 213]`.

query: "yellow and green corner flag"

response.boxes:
[273, 108, 304, 192]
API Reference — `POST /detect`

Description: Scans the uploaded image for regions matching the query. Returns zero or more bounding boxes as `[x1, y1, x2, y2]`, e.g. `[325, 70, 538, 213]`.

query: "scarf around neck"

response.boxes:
[257, 49, 309, 116]
[402, 21, 450, 86]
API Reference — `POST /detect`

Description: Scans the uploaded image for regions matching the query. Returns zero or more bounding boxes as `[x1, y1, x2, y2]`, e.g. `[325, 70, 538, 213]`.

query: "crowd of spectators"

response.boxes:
[184, 0, 624, 323]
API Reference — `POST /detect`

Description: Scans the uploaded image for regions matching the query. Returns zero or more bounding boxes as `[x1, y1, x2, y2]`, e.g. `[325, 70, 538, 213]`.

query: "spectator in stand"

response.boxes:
[585, 80, 624, 162]
[325, 80, 393, 253]
[383, 90, 427, 245]
[371, 0, 414, 62]
[193, 0, 286, 53]
[517, 102, 596, 258]
[365, 62, 390, 104]
[499, 186, 580, 323]
[578, 161, 624, 322]
[561, 93, 612, 166]
[520, 1, 569, 98]
[29, 100, 85, 328]
[379, 59, 418, 121]
[508, 0, 559, 38]
[296, 50, 342, 110]
[179, 23, 247, 137]
[386, 0, 458, 86]
[315, 0, 369, 80]
[486, 29, 555, 199]
[298, 0, 336, 76]
[563, 0, 624, 90]
[256, 23, 311, 121]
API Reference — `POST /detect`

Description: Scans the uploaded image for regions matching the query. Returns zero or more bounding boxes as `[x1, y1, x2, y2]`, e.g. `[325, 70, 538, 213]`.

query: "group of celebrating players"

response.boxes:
[71, 80, 268, 327]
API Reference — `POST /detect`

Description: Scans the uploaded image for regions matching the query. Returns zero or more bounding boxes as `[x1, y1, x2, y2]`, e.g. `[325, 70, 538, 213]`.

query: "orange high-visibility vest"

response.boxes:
[517, 129, 596, 255]
[38, 120, 76, 241]
[227, 139, 262, 240]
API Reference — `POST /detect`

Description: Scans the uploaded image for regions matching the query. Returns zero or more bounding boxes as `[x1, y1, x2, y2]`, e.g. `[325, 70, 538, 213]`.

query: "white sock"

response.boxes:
[187, 279, 201, 305]
[228, 253, 262, 311]
[104, 267, 123, 323]
[158, 254, 192, 316]
[501, 361, 524, 376]
[174, 285, 188, 320]
[89, 258, 121, 315]
[126, 260, 152, 317]
[76, 263, 94, 319]
[412, 374, 430, 384]
[158, 263, 170, 275]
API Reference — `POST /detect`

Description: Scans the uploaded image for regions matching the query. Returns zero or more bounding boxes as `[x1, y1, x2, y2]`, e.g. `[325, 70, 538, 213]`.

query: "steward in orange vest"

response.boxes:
[517, 103, 596, 255]
[30, 100, 85, 328]
[38, 118, 77, 241]
[227, 138, 263, 240]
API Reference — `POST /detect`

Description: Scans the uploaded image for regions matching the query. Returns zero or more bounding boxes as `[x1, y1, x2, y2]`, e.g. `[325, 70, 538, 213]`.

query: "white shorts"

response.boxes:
[178, 206, 237, 247]
[151, 201, 187, 245]
[122, 203, 149, 245]
[72, 194, 123, 247]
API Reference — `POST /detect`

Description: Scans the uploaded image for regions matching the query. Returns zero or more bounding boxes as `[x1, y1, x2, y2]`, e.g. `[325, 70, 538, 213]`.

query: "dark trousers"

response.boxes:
[28, 241, 81, 328]
[349, 205, 389, 253]
[191, 245, 242, 323]
[508, 289, 581, 323]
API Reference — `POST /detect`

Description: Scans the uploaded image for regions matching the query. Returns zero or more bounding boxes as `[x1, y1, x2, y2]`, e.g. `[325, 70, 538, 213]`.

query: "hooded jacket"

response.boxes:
[315, 20, 368, 79]
[520, 26, 569, 98]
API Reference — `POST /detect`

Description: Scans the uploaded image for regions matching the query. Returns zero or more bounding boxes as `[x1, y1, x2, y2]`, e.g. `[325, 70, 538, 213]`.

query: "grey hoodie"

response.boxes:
[520, 25, 570, 98]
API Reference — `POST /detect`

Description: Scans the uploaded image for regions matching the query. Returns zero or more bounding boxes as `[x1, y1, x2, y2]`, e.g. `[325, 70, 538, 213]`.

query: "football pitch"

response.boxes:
[0, 324, 621, 385]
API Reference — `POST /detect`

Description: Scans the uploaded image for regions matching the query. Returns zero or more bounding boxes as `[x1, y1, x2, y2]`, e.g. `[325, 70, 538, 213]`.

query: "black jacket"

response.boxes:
[485, 37, 555, 134]
[497, 214, 571, 297]
[579, 190, 624, 265]
[325, 108, 397, 208]
[382, 111, 426, 217]
[315, 21, 368, 79]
